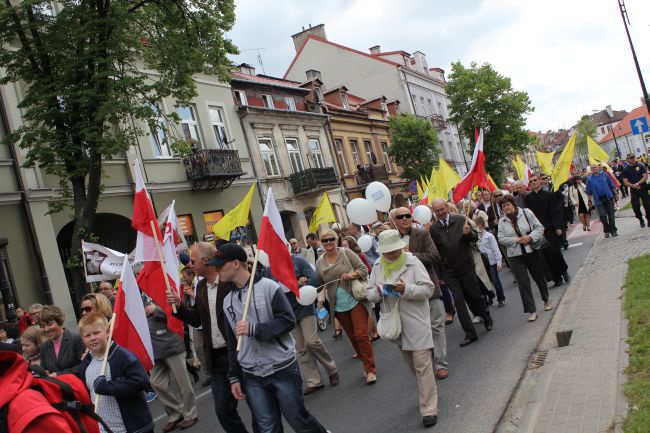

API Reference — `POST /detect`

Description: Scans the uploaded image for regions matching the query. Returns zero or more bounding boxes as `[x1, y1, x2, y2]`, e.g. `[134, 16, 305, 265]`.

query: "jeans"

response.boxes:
[596, 198, 617, 234]
[489, 264, 505, 301]
[243, 361, 328, 433]
[210, 349, 251, 433]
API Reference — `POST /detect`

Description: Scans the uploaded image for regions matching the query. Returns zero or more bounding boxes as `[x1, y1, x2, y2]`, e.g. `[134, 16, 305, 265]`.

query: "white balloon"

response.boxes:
[346, 198, 377, 225]
[357, 234, 373, 253]
[365, 181, 392, 212]
[257, 249, 269, 267]
[297, 285, 318, 306]
[413, 205, 433, 225]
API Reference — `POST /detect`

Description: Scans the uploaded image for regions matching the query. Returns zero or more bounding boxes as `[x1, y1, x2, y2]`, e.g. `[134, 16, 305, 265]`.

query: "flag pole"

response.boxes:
[149, 220, 177, 314]
[237, 249, 260, 352]
[94, 312, 116, 412]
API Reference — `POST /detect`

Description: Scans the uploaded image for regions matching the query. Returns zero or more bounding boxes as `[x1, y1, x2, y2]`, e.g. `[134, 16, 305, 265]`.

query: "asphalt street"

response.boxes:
[151, 224, 598, 433]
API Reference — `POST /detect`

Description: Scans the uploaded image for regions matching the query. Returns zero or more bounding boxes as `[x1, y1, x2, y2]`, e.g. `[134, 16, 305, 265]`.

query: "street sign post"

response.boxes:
[630, 116, 649, 135]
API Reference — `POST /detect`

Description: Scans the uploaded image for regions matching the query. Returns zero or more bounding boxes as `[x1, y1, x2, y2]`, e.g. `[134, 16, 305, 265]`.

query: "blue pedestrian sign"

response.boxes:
[630, 116, 649, 135]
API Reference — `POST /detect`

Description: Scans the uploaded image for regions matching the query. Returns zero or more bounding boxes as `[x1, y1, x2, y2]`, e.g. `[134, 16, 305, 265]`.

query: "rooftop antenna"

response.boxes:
[239, 48, 266, 75]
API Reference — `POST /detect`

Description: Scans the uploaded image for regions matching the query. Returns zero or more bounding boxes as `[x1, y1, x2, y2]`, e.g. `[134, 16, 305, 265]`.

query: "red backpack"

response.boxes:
[1, 371, 113, 433]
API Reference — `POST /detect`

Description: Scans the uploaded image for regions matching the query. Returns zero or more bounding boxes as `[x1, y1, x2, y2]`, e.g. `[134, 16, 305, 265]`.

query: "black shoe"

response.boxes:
[459, 336, 478, 347]
[563, 272, 571, 283]
[554, 280, 563, 287]
[641, 220, 646, 228]
[498, 299, 506, 307]
[202, 377, 211, 387]
[332, 329, 342, 340]
[422, 415, 438, 428]
[484, 316, 493, 331]
[612, 232, 619, 237]
[487, 290, 496, 305]
[186, 362, 199, 383]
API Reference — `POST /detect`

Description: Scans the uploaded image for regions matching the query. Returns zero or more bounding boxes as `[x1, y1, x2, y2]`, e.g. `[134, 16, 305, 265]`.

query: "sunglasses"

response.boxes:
[81, 306, 93, 313]
[321, 237, 336, 243]
[190, 257, 206, 265]
[493, 194, 503, 198]
[395, 214, 412, 220]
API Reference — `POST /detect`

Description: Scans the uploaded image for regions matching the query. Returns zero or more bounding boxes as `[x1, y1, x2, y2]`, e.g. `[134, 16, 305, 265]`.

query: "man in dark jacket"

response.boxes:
[525, 173, 570, 286]
[266, 253, 339, 395]
[429, 199, 493, 347]
[170, 242, 252, 433]
[390, 207, 448, 378]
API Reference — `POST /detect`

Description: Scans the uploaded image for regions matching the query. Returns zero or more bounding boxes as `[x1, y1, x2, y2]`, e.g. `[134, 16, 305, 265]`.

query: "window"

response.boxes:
[308, 139, 325, 168]
[149, 103, 171, 157]
[234, 90, 248, 106]
[349, 139, 361, 166]
[178, 105, 201, 146]
[209, 106, 229, 149]
[314, 87, 323, 103]
[420, 96, 427, 115]
[601, 127, 606, 134]
[285, 138, 304, 173]
[262, 94, 274, 109]
[380, 101, 388, 112]
[335, 139, 349, 175]
[258, 138, 280, 176]
[364, 140, 377, 164]
[428, 99, 434, 115]
[381, 142, 392, 172]
[607, 125, 612, 131]
[285, 97, 297, 111]
[437, 101, 444, 117]
[341, 93, 350, 110]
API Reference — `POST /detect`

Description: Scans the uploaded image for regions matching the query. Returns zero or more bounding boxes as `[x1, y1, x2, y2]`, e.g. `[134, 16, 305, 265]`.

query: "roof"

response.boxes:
[372, 50, 411, 57]
[599, 104, 650, 143]
[590, 108, 628, 126]
[284, 34, 400, 79]
[230, 71, 307, 92]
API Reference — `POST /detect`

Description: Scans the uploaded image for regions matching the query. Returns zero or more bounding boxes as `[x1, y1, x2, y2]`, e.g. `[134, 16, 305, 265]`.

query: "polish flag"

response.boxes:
[113, 258, 154, 371]
[162, 201, 181, 293]
[419, 187, 429, 206]
[132, 160, 163, 262]
[257, 188, 299, 296]
[522, 163, 533, 186]
[453, 128, 495, 202]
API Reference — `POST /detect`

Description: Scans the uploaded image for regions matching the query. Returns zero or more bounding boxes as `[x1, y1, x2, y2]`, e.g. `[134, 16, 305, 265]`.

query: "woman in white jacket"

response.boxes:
[497, 195, 552, 322]
[568, 176, 591, 231]
[366, 230, 439, 429]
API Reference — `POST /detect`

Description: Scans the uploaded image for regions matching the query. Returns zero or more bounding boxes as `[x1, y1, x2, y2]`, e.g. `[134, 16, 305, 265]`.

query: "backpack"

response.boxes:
[0, 370, 113, 433]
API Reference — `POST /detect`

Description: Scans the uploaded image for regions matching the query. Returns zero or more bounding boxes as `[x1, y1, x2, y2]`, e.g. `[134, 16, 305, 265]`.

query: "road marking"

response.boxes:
[153, 388, 213, 423]
[568, 242, 583, 248]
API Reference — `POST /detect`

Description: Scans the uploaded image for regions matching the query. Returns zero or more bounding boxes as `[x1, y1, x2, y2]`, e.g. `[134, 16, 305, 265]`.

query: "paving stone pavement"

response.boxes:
[515, 202, 650, 433]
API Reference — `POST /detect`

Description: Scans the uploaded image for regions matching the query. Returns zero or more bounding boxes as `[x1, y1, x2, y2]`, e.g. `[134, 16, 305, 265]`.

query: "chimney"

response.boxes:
[237, 63, 255, 76]
[606, 105, 614, 118]
[369, 45, 381, 55]
[291, 23, 327, 52]
[305, 69, 322, 83]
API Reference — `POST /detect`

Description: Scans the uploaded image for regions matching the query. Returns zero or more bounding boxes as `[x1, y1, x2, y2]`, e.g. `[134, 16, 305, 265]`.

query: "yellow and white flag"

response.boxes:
[309, 192, 337, 233]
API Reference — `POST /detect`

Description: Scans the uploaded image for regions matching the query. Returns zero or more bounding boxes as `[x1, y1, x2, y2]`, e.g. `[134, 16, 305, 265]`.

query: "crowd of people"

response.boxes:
[1, 153, 648, 433]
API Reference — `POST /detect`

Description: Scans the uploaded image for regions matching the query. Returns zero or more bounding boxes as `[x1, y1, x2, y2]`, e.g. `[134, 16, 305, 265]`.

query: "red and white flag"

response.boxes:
[113, 259, 154, 371]
[162, 201, 181, 293]
[257, 188, 299, 297]
[132, 160, 163, 262]
[453, 128, 495, 202]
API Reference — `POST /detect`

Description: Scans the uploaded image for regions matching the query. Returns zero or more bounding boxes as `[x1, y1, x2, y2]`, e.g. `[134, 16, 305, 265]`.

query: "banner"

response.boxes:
[82, 241, 143, 282]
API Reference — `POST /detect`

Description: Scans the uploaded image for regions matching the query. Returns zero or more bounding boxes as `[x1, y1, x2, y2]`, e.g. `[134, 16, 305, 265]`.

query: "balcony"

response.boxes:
[429, 113, 447, 130]
[289, 167, 339, 194]
[183, 149, 245, 190]
[355, 164, 389, 185]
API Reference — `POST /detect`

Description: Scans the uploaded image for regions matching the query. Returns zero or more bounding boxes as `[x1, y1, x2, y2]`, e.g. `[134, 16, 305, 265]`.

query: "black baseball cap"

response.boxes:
[207, 243, 247, 267]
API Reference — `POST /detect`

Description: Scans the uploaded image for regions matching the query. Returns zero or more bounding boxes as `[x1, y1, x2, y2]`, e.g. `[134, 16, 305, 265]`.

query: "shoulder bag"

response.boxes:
[341, 249, 369, 301]
[522, 209, 549, 251]
[377, 299, 401, 341]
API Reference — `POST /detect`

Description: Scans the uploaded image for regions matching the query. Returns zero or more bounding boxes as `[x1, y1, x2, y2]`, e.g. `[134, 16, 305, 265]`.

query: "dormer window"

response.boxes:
[341, 93, 350, 110]
[262, 94, 274, 109]
[314, 87, 323, 103]
[380, 101, 388, 112]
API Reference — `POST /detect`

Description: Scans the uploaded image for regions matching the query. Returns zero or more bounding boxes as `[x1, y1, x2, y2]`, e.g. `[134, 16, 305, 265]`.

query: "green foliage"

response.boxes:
[623, 254, 650, 433]
[0, 0, 237, 297]
[446, 61, 534, 183]
[574, 115, 598, 159]
[387, 114, 440, 180]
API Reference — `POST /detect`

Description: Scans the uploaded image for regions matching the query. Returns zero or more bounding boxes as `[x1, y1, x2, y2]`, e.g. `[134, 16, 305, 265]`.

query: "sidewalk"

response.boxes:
[496, 199, 650, 433]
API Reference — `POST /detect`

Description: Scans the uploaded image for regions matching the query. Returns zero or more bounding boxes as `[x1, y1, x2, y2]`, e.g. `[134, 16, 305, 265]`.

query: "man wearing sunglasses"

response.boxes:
[389, 207, 448, 379]
[169, 242, 253, 433]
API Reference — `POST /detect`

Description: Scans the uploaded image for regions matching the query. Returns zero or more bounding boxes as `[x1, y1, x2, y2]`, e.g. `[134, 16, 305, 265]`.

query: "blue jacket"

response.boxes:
[78, 343, 154, 433]
[586, 173, 615, 205]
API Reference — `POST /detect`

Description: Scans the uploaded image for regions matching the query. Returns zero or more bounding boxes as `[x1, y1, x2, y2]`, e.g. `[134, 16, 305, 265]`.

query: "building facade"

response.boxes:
[284, 24, 469, 176]
[599, 104, 650, 159]
[230, 65, 347, 242]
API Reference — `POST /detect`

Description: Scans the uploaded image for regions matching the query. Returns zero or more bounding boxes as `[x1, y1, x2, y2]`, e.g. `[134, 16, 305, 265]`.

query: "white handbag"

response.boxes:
[377, 299, 401, 341]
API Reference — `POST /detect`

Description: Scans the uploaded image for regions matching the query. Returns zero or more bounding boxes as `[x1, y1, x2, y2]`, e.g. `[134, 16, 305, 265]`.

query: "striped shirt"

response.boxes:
[85, 354, 127, 433]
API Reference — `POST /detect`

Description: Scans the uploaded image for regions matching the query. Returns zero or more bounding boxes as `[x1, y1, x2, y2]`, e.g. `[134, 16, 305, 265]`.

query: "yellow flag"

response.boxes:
[438, 159, 461, 196]
[309, 192, 336, 233]
[587, 136, 610, 164]
[213, 183, 256, 240]
[417, 177, 425, 200]
[428, 167, 442, 199]
[513, 155, 526, 180]
[536, 151, 555, 175]
[551, 134, 576, 191]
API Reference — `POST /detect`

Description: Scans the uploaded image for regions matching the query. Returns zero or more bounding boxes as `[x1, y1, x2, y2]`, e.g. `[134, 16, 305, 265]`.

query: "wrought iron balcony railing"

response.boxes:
[183, 149, 245, 190]
[355, 164, 389, 185]
[289, 167, 338, 194]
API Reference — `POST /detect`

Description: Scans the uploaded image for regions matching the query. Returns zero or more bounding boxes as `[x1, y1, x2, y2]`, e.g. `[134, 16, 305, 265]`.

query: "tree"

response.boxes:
[0, 0, 237, 300]
[574, 115, 598, 166]
[388, 114, 440, 181]
[446, 62, 534, 183]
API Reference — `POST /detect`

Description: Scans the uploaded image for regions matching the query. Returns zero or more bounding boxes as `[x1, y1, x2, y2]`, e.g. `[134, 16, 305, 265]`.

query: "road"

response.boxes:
[150, 224, 598, 433]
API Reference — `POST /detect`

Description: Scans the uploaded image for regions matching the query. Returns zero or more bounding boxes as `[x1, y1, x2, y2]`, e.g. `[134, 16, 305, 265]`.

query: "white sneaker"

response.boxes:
[473, 315, 482, 324]
[528, 312, 538, 322]
[544, 301, 553, 311]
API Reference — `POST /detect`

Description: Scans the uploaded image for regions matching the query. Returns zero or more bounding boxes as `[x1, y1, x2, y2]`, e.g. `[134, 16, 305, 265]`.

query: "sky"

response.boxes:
[226, 0, 650, 132]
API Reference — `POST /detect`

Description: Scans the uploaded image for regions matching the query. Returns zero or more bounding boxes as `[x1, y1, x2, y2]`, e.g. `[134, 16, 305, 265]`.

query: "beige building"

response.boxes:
[0, 71, 263, 325]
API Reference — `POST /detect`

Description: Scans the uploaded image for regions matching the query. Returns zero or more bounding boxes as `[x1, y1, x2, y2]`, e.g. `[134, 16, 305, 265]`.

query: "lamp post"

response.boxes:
[611, 125, 623, 159]
[618, 0, 650, 116]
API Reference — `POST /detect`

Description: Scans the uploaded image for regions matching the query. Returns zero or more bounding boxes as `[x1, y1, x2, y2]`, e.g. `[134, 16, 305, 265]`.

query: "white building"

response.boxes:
[284, 24, 469, 176]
